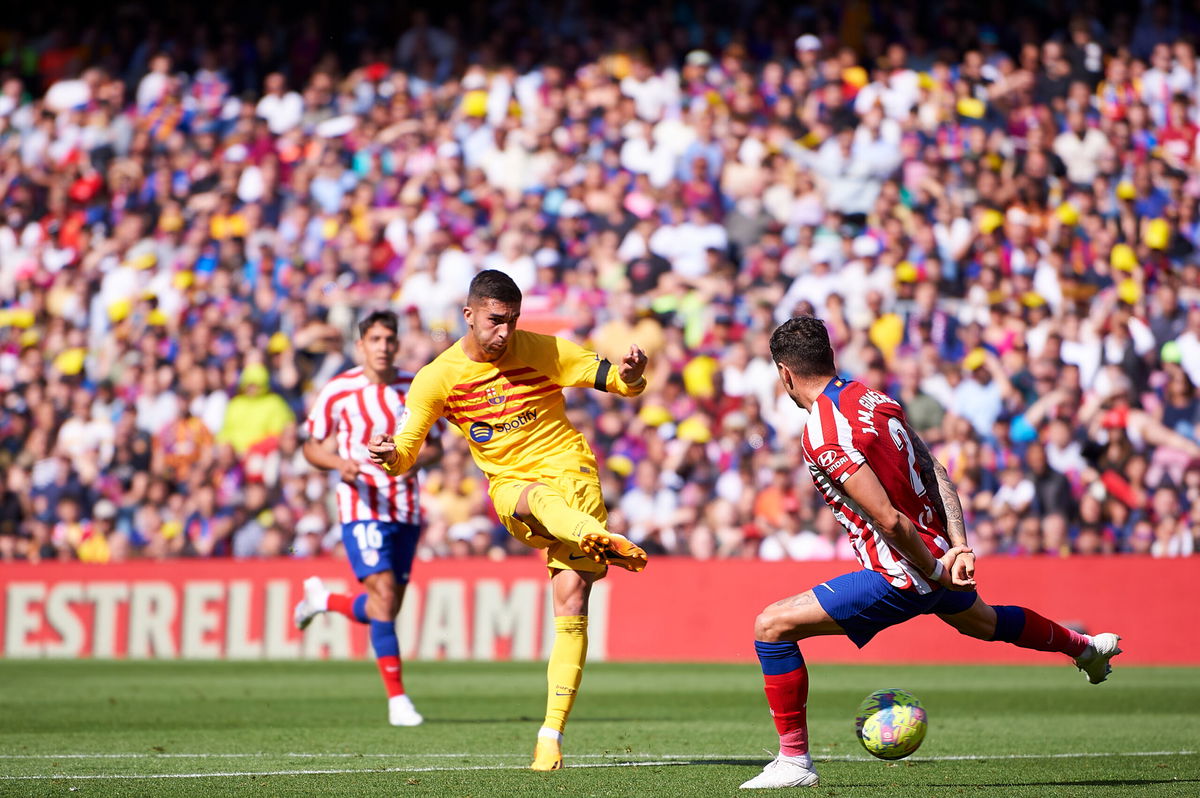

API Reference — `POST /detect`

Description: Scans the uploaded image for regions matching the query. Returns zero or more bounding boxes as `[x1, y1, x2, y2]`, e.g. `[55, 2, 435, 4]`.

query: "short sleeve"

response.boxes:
[806, 441, 866, 483]
[548, 334, 646, 396]
[802, 400, 866, 484]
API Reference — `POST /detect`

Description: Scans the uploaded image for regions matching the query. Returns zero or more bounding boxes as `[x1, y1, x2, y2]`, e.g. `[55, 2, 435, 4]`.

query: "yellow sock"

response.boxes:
[526, 485, 605, 545]
[543, 615, 588, 734]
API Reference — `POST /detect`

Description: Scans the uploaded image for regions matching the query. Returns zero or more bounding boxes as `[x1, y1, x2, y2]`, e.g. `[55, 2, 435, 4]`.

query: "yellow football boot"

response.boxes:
[579, 532, 648, 572]
[530, 737, 563, 771]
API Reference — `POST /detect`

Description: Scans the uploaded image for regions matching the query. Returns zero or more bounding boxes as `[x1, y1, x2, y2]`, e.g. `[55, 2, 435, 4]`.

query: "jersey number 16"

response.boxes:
[353, 522, 383, 551]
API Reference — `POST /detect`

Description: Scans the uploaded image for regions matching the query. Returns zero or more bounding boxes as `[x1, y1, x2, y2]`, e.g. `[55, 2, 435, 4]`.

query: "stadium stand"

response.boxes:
[2, 0, 1199, 563]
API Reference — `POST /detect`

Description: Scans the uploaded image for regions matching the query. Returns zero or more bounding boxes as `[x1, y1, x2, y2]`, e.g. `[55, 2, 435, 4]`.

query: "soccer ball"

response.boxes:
[854, 688, 928, 760]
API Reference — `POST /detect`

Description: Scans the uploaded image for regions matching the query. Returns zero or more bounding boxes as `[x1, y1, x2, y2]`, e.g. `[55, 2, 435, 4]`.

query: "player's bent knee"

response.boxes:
[753, 608, 790, 642]
[514, 482, 547, 518]
[556, 594, 587, 617]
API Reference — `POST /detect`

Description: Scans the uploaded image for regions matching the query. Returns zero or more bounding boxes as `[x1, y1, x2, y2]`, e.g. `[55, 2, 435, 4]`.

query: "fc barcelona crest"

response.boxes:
[485, 385, 506, 406]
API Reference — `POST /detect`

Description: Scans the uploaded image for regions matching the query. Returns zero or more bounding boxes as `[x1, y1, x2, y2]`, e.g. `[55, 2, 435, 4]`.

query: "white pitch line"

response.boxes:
[0, 750, 1193, 780]
[0, 753, 775, 761]
[0, 753, 481, 760]
[0, 761, 685, 781]
[0, 749, 1193, 762]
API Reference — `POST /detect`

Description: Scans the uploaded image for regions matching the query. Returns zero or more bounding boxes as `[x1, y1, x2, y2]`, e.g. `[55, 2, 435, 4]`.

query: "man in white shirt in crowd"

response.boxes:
[1053, 108, 1113, 186]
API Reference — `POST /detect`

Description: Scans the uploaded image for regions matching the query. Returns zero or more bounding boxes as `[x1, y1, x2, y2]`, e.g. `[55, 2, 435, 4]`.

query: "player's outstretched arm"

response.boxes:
[546, 336, 648, 397]
[368, 415, 436, 475]
[367, 368, 445, 475]
[841, 464, 973, 591]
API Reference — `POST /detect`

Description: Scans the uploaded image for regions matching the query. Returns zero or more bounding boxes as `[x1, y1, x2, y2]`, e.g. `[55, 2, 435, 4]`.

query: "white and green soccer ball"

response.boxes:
[854, 688, 928, 760]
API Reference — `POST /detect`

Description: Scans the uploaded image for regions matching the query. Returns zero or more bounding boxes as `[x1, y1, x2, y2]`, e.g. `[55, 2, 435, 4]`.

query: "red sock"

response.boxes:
[376, 655, 405, 698]
[326, 593, 368, 624]
[1016, 609, 1089, 657]
[763, 667, 810, 756]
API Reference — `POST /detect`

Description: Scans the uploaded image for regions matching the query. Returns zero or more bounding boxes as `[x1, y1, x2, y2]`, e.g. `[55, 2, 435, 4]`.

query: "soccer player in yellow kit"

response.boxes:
[367, 269, 649, 770]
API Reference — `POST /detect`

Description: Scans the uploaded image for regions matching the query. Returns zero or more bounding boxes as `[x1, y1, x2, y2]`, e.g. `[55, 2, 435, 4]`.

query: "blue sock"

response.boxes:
[370, 619, 400, 658]
[991, 605, 1026, 642]
[755, 640, 805, 675]
[352, 594, 369, 625]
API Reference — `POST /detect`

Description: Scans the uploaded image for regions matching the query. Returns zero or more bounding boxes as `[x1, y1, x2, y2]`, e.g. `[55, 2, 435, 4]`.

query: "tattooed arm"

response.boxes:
[910, 431, 966, 546]
[909, 427, 976, 587]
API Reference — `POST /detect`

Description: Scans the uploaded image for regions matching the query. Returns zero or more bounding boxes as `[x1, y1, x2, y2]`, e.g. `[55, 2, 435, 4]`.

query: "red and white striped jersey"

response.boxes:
[800, 378, 950, 593]
[304, 367, 438, 525]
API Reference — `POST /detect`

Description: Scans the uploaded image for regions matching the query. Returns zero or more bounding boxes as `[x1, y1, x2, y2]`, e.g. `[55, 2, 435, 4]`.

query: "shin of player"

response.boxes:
[533, 564, 596, 770]
[753, 640, 809, 758]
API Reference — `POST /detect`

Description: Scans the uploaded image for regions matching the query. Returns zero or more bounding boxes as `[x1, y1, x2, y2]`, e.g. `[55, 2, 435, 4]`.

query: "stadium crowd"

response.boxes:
[3, 0, 1200, 564]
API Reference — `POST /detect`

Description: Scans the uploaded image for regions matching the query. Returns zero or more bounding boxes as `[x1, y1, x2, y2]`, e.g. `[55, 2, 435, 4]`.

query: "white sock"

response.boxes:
[538, 727, 563, 742]
[780, 751, 812, 768]
[314, 590, 330, 611]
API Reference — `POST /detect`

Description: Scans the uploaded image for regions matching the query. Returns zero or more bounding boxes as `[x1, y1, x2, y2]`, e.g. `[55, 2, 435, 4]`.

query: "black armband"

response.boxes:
[594, 359, 612, 391]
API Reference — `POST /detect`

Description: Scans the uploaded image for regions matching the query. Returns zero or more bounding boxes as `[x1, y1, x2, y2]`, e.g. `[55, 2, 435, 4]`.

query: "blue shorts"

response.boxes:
[341, 521, 420, 582]
[813, 569, 978, 648]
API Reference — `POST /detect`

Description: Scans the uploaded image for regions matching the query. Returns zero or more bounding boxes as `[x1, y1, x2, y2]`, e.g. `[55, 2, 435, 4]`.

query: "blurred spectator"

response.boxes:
[216, 365, 295, 455]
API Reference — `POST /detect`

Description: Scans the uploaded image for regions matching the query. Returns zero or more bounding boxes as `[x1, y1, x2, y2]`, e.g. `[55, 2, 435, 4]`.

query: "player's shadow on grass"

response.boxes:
[969, 779, 1200, 788]
[681, 759, 773, 767]
[684, 766, 1200, 790]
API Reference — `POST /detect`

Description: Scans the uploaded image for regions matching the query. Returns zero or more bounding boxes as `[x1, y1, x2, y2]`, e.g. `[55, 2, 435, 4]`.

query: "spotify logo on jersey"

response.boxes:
[469, 422, 494, 442]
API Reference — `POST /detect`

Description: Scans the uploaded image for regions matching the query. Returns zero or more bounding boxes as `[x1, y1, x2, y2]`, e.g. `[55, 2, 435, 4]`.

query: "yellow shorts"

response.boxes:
[489, 473, 609, 574]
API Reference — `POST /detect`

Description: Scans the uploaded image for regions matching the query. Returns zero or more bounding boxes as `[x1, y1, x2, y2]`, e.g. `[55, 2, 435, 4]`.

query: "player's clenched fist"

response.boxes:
[937, 546, 976, 591]
[367, 434, 399, 469]
[619, 344, 648, 383]
[950, 549, 976, 589]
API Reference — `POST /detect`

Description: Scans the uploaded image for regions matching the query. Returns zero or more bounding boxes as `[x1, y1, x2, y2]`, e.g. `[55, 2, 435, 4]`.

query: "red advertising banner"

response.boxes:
[1, 556, 1195, 664]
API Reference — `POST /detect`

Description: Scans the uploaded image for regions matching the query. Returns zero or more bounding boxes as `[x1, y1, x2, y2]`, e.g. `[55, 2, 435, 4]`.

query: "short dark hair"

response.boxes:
[770, 316, 837, 377]
[358, 310, 399, 338]
[468, 269, 522, 305]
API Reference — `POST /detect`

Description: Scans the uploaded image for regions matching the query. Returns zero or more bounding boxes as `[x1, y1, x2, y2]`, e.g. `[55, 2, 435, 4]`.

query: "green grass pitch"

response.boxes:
[1, 660, 1197, 797]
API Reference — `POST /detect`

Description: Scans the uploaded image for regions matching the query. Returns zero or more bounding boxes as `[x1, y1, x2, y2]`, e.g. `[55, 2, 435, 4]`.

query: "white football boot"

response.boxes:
[293, 577, 329, 631]
[388, 694, 424, 727]
[1073, 632, 1122, 684]
[739, 753, 819, 789]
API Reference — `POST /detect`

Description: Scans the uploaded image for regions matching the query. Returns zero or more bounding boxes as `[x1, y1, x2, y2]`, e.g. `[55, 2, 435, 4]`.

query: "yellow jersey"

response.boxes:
[385, 329, 645, 481]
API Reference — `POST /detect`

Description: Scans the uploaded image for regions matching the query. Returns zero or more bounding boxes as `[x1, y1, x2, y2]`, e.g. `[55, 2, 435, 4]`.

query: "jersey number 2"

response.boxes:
[888, 417, 927, 498]
[888, 418, 938, 530]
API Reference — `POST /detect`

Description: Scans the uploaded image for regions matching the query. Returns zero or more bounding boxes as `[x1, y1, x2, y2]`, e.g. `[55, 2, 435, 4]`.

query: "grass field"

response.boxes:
[0, 660, 1196, 797]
